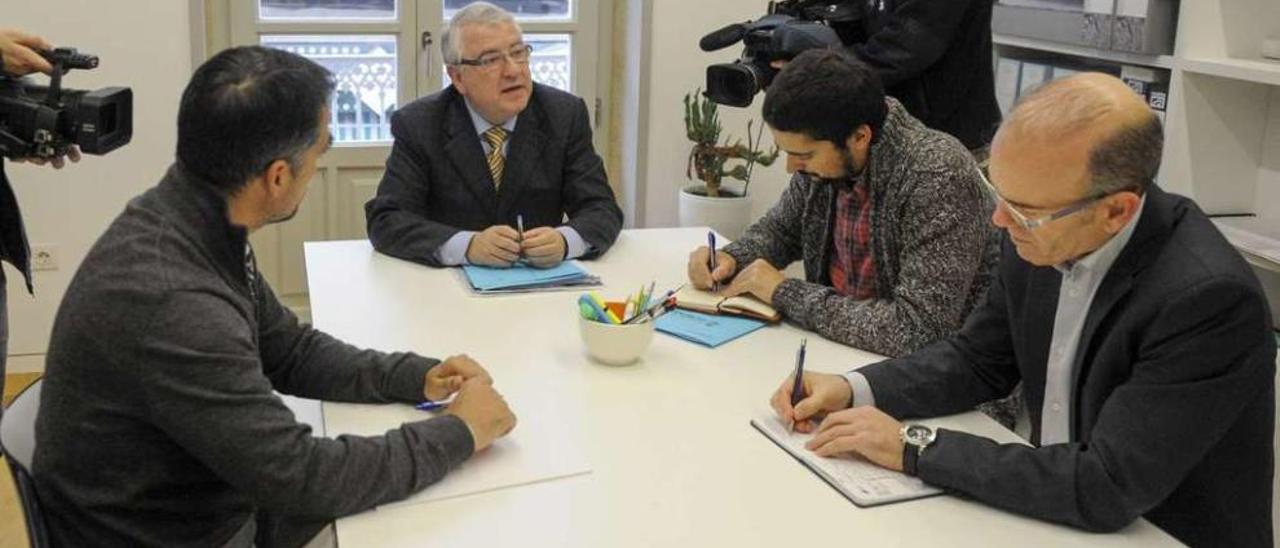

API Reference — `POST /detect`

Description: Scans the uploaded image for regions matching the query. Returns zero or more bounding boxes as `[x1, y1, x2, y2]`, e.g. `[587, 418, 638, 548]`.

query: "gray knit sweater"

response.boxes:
[33, 165, 474, 547]
[725, 99, 999, 357]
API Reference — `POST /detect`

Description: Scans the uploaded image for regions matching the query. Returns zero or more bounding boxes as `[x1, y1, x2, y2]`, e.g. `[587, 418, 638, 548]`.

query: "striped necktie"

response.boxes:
[482, 126, 510, 189]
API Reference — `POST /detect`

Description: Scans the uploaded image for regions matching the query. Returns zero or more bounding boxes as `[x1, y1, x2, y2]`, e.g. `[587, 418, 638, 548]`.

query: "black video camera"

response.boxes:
[701, 0, 862, 107]
[0, 47, 133, 160]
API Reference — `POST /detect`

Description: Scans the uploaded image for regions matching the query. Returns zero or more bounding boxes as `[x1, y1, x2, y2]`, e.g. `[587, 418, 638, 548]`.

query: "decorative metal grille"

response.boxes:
[263, 35, 398, 143]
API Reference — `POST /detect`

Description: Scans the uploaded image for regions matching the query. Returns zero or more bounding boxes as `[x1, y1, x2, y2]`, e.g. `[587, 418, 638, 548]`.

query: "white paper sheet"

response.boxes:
[323, 395, 593, 510]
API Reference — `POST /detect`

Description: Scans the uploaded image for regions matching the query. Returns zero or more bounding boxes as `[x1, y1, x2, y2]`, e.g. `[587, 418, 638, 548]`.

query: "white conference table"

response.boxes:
[304, 228, 1178, 547]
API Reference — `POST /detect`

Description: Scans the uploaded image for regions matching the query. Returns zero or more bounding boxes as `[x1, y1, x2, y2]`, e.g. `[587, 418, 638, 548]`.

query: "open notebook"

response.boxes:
[673, 285, 781, 323]
[751, 412, 943, 508]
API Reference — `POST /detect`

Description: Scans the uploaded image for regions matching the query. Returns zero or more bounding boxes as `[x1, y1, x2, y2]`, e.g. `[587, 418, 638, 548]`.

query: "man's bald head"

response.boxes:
[996, 72, 1163, 195]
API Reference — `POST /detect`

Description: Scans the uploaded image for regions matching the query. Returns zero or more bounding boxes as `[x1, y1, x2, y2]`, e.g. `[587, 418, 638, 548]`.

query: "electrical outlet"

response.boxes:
[30, 244, 59, 271]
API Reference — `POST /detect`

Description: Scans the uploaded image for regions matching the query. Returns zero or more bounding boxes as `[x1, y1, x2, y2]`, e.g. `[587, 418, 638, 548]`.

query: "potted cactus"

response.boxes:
[680, 89, 778, 239]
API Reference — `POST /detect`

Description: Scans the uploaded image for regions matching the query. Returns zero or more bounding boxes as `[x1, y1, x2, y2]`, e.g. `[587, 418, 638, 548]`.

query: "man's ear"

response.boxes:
[447, 65, 465, 93]
[263, 158, 291, 197]
[845, 124, 873, 154]
[1102, 191, 1142, 233]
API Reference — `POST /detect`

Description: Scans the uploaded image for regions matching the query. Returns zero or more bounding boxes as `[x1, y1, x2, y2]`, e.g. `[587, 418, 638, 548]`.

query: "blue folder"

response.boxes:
[462, 261, 600, 293]
[654, 309, 767, 347]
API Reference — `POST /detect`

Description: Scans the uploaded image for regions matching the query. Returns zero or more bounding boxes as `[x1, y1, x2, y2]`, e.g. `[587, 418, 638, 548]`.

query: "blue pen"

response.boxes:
[416, 400, 448, 412]
[789, 338, 807, 431]
[707, 231, 719, 292]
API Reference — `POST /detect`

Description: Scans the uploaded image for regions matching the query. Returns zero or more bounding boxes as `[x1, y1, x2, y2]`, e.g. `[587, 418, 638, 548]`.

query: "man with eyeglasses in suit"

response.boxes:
[366, 1, 622, 269]
[772, 73, 1275, 547]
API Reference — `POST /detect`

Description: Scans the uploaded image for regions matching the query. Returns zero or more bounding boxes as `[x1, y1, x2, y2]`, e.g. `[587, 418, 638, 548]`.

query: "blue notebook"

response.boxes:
[654, 309, 767, 347]
[461, 261, 600, 293]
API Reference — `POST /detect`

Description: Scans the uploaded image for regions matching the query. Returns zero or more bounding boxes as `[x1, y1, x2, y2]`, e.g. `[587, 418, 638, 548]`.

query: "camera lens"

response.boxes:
[705, 63, 763, 108]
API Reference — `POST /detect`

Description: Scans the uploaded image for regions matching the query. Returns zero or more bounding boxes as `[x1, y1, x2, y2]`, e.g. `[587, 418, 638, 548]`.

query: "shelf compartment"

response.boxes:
[1179, 57, 1280, 88]
[1213, 217, 1280, 272]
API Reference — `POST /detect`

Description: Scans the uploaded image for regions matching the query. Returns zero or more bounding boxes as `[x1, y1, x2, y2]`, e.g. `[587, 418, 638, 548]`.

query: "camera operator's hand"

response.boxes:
[0, 29, 53, 77]
[12, 146, 80, 169]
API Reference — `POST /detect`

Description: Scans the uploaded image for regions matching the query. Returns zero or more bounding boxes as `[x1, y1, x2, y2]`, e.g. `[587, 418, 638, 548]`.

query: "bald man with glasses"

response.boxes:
[772, 73, 1275, 547]
[366, 1, 622, 269]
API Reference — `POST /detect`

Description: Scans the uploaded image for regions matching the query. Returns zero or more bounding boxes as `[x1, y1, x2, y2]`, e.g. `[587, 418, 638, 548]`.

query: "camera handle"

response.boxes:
[42, 60, 65, 108]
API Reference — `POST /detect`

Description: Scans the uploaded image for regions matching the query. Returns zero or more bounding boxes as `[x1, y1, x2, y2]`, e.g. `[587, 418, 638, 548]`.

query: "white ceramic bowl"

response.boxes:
[579, 315, 656, 365]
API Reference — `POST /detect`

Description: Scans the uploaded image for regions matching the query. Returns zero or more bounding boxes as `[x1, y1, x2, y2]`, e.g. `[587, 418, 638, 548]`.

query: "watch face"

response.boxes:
[906, 424, 932, 445]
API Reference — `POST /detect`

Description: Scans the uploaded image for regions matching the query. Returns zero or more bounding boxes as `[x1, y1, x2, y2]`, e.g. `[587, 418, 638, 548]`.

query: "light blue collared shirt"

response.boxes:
[842, 196, 1148, 440]
[1037, 196, 1145, 444]
[435, 100, 590, 266]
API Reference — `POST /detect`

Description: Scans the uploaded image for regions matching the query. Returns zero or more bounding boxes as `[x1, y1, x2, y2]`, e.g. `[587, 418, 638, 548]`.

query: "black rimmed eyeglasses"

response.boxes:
[454, 44, 534, 72]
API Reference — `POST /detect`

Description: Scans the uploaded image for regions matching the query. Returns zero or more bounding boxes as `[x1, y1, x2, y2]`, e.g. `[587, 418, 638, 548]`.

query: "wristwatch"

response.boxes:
[900, 423, 936, 477]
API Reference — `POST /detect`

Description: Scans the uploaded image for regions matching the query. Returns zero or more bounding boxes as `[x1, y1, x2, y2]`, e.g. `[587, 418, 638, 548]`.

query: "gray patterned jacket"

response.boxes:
[725, 99, 999, 358]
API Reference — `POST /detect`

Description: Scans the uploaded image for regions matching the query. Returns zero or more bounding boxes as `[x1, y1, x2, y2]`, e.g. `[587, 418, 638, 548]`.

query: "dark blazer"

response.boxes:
[858, 186, 1275, 547]
[844, 0, 1002, 150]
[365, 84, 623, 267]
[0, 162, 32, 293]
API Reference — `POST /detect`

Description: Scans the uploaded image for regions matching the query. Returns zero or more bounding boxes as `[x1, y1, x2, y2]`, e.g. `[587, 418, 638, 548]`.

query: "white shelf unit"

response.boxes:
[994, 33, 1176, 69]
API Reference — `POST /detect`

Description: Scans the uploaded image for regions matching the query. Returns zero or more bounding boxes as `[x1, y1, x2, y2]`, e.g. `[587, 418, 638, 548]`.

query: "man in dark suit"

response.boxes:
[365, 2, 622, 268]
[771, 73, 1275, 547]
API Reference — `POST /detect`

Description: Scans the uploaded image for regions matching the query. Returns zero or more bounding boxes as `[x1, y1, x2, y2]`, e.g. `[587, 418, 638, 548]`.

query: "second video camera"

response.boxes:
[701, 0, 862, 107]
[0, 47, 133, 160]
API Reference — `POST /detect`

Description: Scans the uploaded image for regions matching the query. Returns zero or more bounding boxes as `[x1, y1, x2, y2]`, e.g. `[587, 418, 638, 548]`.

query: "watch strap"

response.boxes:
[902, 440, 920, 476]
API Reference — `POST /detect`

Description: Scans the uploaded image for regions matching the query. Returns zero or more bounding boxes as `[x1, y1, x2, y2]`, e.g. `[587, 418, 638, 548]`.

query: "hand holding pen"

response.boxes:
[689, 235, 736, 291]
[770, 346, 856, 435]
[519, 214, 569, 268]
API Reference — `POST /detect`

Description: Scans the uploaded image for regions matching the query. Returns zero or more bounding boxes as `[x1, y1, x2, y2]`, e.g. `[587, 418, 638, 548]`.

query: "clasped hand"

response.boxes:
[423, 354, 516, 452]
[466, 224, 567, 268]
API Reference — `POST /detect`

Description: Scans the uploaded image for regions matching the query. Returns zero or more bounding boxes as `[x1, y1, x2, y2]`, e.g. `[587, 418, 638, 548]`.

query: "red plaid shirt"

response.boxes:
[829, 177, 876, 299]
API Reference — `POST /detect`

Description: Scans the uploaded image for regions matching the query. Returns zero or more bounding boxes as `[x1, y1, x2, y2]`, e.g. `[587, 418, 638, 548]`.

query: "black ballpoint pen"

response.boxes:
[789, 338, 807, 431]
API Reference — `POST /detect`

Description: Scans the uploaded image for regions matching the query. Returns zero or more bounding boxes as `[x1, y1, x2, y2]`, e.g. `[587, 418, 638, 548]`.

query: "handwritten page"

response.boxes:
[751, 412, 942, 507]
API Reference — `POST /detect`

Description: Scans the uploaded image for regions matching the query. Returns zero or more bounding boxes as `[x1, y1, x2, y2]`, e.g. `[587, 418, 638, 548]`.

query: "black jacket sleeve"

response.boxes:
[559, 97, 623, 257]
[364, 109, 462, 267]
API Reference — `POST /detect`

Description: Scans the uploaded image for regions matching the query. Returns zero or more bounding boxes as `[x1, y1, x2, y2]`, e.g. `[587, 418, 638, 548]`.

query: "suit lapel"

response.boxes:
[1068, 187, 1172, 431]
[497, 97, 548, 217]
[1020, 264, 1060, 445]
[442, 93, 500, 212]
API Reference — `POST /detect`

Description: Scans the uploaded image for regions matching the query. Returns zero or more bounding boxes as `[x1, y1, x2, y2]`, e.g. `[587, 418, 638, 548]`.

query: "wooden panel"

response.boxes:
[334, 169, 385, 240]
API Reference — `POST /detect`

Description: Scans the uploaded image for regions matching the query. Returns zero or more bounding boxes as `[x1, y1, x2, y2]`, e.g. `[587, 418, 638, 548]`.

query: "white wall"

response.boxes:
[4, 1, 192, 356]
[636, 0, 790, 228]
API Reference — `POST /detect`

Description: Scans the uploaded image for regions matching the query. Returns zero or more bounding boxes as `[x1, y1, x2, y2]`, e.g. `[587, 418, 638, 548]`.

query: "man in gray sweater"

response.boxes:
[690, 50, 1013, 425]
[689, 50, 999, 359]
[33, 46, 517, 547]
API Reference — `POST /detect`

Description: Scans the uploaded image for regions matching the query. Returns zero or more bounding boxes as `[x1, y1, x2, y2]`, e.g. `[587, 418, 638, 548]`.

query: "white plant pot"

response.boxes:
[678, 185, 753, 240]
